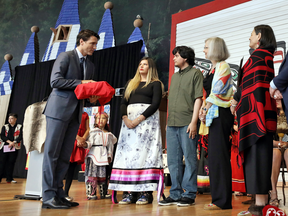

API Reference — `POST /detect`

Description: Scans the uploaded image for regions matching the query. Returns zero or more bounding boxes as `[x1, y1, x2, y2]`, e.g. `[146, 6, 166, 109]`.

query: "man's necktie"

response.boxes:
[80, 57, 85, 80]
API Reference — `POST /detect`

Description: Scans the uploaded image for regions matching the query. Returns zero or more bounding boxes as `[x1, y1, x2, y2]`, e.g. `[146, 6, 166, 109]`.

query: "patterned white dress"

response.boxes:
[108, 104, 163, 194]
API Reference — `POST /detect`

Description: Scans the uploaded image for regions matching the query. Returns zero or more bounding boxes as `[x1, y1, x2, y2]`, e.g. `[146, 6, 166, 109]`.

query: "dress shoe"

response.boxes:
[65, 196, 73, 202]
[42, 196, 70, 209]
[60, 197, 79, 207]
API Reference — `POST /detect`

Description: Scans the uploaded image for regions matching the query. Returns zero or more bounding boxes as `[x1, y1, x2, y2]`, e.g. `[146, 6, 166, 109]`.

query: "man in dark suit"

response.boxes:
[42, 29, 100, 209]
[269, 55, 287, 112]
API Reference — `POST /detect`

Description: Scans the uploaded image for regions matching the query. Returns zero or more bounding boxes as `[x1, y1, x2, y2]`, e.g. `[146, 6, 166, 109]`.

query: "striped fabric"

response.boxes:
[110, 168, 164, 202]
[110, 168, 163, 184]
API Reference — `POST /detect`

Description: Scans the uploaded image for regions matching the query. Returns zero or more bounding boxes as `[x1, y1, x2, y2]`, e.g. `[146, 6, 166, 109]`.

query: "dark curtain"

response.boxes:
[6, 61, 54, 178]
[6, 41, 142, 178]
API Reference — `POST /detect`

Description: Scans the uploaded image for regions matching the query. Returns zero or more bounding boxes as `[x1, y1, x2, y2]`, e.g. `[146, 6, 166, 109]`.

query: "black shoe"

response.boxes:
[177, 197, 195, 207]
[158, 196, 180, 206]
[60, 197, 79, 207]
[42, 196, 70, 209]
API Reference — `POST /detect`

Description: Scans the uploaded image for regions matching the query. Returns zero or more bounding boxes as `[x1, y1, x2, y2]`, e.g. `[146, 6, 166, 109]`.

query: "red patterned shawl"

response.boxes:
[236, 47, 277, 154]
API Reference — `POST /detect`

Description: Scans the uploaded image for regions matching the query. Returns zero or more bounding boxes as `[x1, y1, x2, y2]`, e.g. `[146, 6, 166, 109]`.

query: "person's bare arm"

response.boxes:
[187, 97, 202, 139]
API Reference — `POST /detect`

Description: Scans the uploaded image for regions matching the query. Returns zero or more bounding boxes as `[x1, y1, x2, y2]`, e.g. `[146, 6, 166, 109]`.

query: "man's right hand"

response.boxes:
[89, 95, 101, 104]
[273, 89, 283, 100]
[81, 80, 96, 84]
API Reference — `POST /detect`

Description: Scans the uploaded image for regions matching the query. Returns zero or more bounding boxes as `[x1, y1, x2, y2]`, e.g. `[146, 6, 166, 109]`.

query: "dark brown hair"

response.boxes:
[172, 46, 195, 66]
[254, 25, 277, 51]
[76, 29, 100, 46]
[8, 113, 18, 119]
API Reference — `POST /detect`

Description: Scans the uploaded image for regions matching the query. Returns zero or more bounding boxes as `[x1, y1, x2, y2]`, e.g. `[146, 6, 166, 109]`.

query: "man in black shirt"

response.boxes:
[0, 113, 23, 183]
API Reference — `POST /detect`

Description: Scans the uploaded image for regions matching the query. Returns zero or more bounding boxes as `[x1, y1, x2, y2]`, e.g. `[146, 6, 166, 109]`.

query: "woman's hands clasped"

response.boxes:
[199, 108, 206, 124]
[123, 115, 145, 129]
[123, 117, 137, 129]
[230, 99, 238, 116]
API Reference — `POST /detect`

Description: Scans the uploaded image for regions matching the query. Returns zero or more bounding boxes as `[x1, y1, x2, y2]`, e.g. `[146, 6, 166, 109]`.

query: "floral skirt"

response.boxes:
[108, 104, 163, 194]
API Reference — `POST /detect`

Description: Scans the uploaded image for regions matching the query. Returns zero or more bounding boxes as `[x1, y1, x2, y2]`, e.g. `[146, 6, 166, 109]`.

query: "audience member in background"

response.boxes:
[230, 118, 246, 196]
[269, 99, 288, 207]
[0, 113, 23, 183]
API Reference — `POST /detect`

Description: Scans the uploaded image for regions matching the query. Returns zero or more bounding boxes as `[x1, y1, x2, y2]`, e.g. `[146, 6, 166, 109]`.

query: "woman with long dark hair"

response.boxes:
[231, 25, 277, 215]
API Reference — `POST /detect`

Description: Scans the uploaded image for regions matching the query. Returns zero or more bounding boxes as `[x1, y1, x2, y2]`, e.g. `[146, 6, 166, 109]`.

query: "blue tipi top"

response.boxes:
[20, 32, 36, 66]
[0, 61, 13, 95]
[128, 27, 147, 57]
[97, 9, 115, 50]
[42, 0, 81, 61]
[55, 0, 80, 28]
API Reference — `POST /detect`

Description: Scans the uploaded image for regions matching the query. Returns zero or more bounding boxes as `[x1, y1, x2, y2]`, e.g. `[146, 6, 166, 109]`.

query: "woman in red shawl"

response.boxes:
[231, 25, 277, 215]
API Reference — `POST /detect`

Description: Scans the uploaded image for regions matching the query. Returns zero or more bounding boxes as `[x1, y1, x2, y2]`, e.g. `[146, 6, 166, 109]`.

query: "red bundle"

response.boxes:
[74, 81, 115, 105]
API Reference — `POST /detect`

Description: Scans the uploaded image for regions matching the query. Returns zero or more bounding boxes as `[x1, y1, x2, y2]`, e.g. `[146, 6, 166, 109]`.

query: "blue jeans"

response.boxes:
[166, 125, 197, 200]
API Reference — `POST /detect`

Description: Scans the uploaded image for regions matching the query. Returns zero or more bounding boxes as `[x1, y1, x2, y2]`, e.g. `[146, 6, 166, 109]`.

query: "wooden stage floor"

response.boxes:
[1, 178, 288, 216]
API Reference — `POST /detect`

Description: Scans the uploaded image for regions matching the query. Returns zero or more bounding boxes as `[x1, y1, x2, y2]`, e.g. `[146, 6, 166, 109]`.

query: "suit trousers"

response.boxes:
[208, 107, 234, 209]
[42, 109, 80, 202]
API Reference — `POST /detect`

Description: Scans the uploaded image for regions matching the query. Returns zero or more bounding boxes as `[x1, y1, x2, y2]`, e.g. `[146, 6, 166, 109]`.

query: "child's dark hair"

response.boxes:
[94, 112, 110, 132]
[8, 113, 18, 118]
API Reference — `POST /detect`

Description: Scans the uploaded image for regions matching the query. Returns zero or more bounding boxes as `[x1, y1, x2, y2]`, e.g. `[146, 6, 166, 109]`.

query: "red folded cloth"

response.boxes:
[74, 81, 115, 105]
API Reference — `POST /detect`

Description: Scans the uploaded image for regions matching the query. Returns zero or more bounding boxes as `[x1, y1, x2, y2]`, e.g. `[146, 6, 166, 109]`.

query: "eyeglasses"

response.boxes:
[204, 47, 209, 49]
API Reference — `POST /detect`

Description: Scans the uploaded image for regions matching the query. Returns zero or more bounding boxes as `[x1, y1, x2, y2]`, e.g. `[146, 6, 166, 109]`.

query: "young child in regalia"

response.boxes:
[84, 112, 117, 200]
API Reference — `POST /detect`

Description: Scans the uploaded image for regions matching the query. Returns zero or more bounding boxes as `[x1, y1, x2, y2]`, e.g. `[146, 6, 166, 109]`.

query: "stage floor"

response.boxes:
[1, 178, 287, 216]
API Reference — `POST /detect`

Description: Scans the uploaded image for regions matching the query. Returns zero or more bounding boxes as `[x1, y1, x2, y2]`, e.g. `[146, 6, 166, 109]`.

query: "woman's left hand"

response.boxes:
[230, 106, 236, 116]
[230, 99, 238, 116]
[123, 118, 136, 129]
[131, 119, 140, 128]
[280, 141, 288, 148]
[130, 115, 145, 128]
[199, 109, 206, 123]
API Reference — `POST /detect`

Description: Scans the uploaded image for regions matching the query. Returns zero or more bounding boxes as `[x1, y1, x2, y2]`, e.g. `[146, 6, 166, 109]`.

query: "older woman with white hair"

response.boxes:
[199, 37, 234, 210]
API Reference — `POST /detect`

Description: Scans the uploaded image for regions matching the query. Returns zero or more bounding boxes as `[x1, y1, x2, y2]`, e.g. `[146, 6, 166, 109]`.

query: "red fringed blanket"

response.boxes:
[74, 81, 115, 105]
[236, 48, 277, 155]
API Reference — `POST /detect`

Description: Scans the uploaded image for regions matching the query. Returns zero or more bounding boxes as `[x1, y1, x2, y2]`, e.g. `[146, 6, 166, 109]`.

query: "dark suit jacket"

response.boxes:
[273, 54, 288, 116]
[43, 49, 94, 122]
